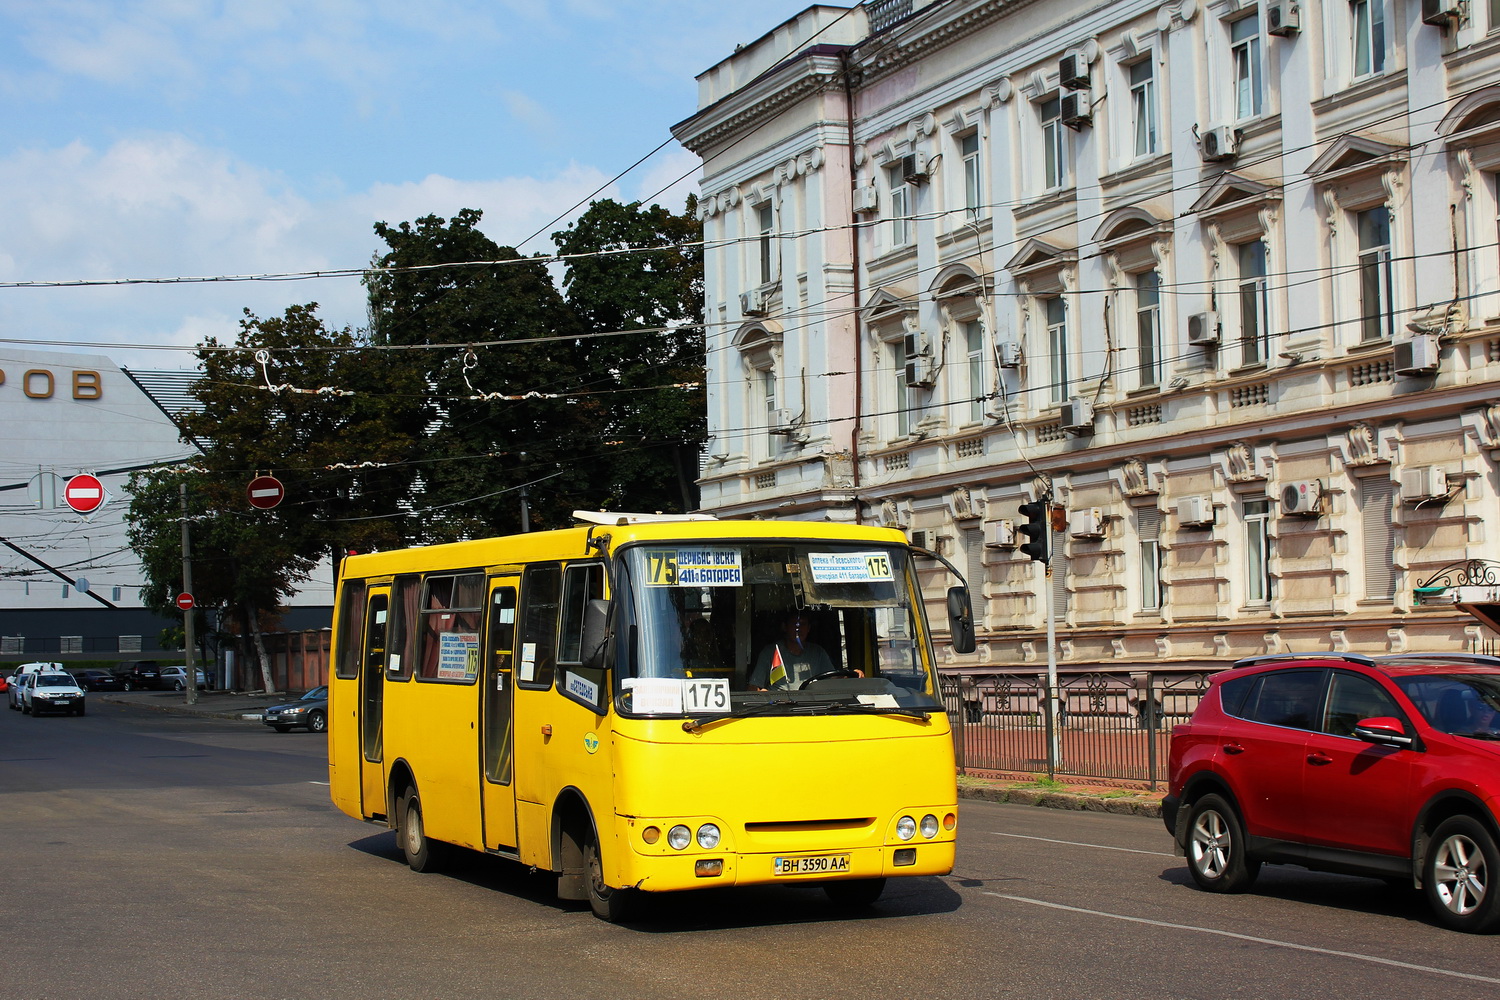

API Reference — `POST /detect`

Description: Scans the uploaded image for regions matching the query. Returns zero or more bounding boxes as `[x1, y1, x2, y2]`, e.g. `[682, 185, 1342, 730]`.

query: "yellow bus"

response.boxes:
[327, 512, 974, 920]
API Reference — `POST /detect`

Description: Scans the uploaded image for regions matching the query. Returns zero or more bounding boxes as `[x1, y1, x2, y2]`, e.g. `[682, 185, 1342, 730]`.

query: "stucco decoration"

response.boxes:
[1485, 402, 1500, 446]
[1157, 0, 1198, 32]
[1121, 458, 1152, 496]
[1225, 441, 1262, 482]
[948, 486, 982, 521]
[1345, 422, 1382, 466]
[879, 498, 910, 529]
[985, 77, 1013, 106]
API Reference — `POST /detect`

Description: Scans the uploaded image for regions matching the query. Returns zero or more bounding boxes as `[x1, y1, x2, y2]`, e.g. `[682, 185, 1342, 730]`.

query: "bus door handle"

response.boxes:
[541, 724, 553, 737]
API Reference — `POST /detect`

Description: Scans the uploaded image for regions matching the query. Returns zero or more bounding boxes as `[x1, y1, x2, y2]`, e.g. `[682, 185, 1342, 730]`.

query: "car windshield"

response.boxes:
[610, 540, 941, 717]
[302, 687, 327, 701]
[37, 675, 75, 688]
[1393, 673, 1500, 736]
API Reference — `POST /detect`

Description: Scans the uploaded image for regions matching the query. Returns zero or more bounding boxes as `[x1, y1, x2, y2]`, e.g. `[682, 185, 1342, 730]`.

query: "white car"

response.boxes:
[23, 672, 86, 716]
[8, 662, 61, 710]
[159, 666, 211, 691]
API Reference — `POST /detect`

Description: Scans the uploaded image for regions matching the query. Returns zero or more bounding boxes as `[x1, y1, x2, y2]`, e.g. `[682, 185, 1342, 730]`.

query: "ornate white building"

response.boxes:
[672, 0, 1500, 671]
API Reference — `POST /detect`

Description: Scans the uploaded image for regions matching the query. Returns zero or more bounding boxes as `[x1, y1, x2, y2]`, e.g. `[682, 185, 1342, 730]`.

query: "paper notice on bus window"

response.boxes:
[519, 643, 537, 682]
[387, 653, 401, 673]
[808, 551, 894, 583]
[643, 548, 743, 587]
[437, 631, 480, 680]
[624, 678, 683, 715]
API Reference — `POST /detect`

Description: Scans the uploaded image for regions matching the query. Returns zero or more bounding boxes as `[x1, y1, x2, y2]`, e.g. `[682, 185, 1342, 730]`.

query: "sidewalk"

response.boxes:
[96, 689, 1165, 818]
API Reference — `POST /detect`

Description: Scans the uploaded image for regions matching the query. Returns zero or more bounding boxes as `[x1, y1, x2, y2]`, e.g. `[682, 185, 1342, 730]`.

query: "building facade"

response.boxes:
[672, 0, 1500, 673]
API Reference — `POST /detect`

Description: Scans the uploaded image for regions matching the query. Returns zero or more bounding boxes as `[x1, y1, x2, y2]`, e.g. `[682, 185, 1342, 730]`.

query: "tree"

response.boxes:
[551, 197, 706, 512]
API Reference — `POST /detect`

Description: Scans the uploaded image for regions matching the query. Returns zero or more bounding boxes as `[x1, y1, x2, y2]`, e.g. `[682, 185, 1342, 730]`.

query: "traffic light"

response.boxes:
[1018, 499, 1050, 564]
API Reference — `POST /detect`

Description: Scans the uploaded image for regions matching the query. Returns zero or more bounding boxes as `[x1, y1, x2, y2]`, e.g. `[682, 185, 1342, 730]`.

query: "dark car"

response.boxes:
[262, 686, 328, 734]
[1165, 651, 1500, 933]
[72, 669, 124, 692]
[115, 660, 163, 691]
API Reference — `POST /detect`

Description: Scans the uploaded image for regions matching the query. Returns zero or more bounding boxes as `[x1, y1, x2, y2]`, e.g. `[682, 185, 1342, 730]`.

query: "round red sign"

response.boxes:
[63, 473, 105, 514]
[247, 475, 285, 510]
[176, 593, 195, 611]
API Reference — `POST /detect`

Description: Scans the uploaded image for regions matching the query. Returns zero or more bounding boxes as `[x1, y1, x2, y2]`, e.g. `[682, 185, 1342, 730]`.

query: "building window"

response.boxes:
[1351, 0, 1386, 79]
[888, 166, 913, 247]
[891, 342, 916, 437]
[964, 319, 987, 423]
[1138, 507, 1163, 612]
[1040, 96, 1068, 190]
[1230, 15, 1263, 122]
[1357, 206, 1394, 342]
[1046, 296, 1069, 403]
[757, 203, 775, 285]
[1237, 240, 1270, 366]
[1129, 60, 1158, 158]
[961, 132, 983, 219]
[1360, 477, 1395, 600]
[1244, 498, 1272, 604]
[1134, 269, 1162, 389]
[761, 368, 779, 455]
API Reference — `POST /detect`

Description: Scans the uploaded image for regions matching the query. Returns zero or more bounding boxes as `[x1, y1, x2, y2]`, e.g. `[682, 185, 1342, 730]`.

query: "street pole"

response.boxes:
[180, 484, 197, 706]
[518, 451, 530, 532]
[1045, 557, 1059, 777]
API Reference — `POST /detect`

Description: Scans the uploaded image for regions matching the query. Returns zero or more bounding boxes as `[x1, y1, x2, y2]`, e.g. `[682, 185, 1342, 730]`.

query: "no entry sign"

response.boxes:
[247, 475, 285, 510]
[63, 473, 105, 514]
[176, 593, 195, 611]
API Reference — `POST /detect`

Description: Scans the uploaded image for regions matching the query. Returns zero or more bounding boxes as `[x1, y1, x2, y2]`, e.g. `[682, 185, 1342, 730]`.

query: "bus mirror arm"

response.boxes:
[581, 598, 611, 672]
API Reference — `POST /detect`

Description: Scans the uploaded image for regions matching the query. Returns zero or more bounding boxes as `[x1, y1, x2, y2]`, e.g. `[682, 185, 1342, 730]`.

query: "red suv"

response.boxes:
[1164, 652, 1500, 933]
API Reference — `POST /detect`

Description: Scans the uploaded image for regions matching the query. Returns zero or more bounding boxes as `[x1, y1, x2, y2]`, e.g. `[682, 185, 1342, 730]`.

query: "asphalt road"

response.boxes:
[4, 700, 1498, 999]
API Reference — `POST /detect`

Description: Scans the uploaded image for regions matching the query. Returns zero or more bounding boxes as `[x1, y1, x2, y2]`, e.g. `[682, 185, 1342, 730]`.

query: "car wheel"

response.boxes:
[824, 878, 886, 907]
[584, 828, 634, 922]
[173, 681, 184, 691]
[308, 710, 327, 734]
[1423, 815, 1500, 933]
[1185, 793, 1260, 893]
[398, 786, 444, 873]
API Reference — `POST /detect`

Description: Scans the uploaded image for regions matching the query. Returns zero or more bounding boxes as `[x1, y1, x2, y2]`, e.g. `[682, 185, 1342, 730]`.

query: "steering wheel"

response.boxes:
[798, 669, 858, 690]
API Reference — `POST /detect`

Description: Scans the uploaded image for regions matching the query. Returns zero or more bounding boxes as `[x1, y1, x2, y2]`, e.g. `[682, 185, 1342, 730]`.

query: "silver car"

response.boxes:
[24, 672, 86, 716]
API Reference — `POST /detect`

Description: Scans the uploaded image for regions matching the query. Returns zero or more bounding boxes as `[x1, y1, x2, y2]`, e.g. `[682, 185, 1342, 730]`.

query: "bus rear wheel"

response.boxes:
[584, 833, 634, 923]
[398, 786, 443, 873]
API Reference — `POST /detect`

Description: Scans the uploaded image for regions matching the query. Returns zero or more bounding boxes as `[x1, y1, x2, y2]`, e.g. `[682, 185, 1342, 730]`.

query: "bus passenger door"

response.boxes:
[360, 589, 390, 819]
[480, 578, 519, 850]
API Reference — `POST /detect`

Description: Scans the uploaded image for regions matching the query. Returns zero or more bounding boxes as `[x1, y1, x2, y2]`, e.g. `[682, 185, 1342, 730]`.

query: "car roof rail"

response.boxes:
[1231, 652, 1378, 670]
[1376, 652, 1500, 667]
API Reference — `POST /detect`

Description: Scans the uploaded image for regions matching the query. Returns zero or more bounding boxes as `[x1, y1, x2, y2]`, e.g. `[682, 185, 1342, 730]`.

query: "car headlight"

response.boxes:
[287, 706, 308, 714]
[896, 815, 916, 840]
[696, 823, 721, 849]
[667, 825, 692, 850]
[920, 814, 939, 839]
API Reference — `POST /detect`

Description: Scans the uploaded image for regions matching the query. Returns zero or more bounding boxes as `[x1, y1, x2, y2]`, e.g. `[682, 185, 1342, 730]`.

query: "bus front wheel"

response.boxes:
[398, 786, 443, 873]
[584, 832, 634, 923]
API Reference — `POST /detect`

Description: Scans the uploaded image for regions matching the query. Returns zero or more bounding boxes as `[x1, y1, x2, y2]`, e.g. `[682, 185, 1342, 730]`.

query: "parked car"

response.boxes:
[1165, 652, 1500, 933]
[8, 662, 61, 709]
[71, 668, 125, 692]
[115, 661, 163, 691]
[262, 686, 328, 733]
[159, 666, 211, 691]
[23, 672, 86, 716]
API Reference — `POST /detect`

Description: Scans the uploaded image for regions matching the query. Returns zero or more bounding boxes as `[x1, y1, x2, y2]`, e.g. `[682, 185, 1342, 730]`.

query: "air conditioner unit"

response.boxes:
[1199, 125, 1240, 162]
[1280, 480, 1322, 517]
[904, 332, 936, 388]
[1059, 53, 1090, 91]
[901, 152, 930, 184]
[852, 184, 879, 215]
[1069, 507, 1105, 538]
[1059, 397, 1094, 432]
[1394, 333, 1440, 376]
[1266, 0, 1300, 35]
[1422, 0, 1462, 27]
[1401, 466, 1449, 503]
[997, 341, 1023, 368]
[1177, 495, 1215, 527]
[989, 519, 1017, 548]
[1060, 91, 1092, 130]
[740, 287, 770, 316]
[1187, 312, 1220, 346]
[909, 529, 930, 550]
[770, 408, 796, 436]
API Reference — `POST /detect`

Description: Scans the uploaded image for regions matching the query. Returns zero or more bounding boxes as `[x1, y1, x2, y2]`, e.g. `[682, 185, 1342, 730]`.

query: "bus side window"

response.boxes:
[388, 575, 421, 681]
[557, 563, 606, 711]
[334, 579, 367, 680]
[519, 564, 561, 688]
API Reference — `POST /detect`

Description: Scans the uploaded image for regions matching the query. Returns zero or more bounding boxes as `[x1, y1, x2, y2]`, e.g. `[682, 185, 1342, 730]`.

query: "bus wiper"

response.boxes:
[682, 699, 798, 733]
[822, 702, 931, 721]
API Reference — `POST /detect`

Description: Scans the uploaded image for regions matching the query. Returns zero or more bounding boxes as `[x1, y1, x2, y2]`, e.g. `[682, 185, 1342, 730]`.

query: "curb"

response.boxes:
[96, 694, 262, 722]
[958, 783, 1163, 818]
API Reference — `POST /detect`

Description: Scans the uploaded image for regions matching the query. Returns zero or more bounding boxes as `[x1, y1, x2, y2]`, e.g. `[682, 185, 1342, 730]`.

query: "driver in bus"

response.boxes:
[749, 611, 836, 690]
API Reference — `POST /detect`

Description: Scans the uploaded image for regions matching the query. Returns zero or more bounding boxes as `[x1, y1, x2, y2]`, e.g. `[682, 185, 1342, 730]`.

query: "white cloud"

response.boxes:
[632, 144, 700, 212]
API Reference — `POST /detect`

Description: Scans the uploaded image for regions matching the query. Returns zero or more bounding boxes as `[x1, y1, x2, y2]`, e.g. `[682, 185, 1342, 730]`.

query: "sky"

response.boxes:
[0, 0, 824, 370]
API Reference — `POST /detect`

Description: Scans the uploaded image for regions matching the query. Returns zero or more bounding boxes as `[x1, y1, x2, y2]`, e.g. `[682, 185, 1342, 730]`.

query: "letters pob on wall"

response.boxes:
[0, 368, 104, 400]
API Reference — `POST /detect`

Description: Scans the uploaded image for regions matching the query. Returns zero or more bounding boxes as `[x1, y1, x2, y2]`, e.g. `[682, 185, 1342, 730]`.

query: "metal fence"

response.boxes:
[939, 670, 1213, 788]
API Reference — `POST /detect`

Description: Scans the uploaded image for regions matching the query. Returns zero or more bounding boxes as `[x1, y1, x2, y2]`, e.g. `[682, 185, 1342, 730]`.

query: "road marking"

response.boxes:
[307, 781, 329, 786]
[990, 831, 1174, 857]
[985, 893, 1500, 985]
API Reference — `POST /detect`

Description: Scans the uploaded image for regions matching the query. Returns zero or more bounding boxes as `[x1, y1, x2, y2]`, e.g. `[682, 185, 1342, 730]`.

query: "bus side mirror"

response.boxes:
[581, 598, 611, 671]
[947, 586, 976, 654]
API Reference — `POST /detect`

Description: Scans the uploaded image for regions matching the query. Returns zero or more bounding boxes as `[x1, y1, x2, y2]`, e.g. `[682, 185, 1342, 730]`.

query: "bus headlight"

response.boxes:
[668, 825, 692, 850]
[920, 814, 939, 839]
[896, 815, 916, 840]
[696, 823, 721, 849]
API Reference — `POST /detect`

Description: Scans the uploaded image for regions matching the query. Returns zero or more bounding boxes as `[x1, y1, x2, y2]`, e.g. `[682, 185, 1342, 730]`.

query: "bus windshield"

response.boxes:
[611, 541, 941, 717]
